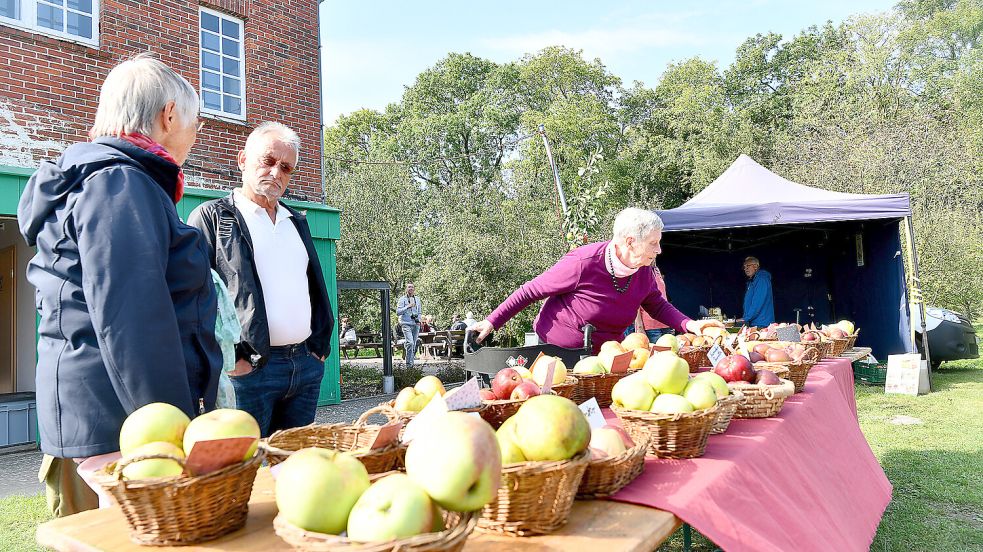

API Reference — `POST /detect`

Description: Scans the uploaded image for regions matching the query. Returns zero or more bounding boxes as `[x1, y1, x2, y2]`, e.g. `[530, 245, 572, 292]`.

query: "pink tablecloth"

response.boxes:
[605, 357, 891, 552]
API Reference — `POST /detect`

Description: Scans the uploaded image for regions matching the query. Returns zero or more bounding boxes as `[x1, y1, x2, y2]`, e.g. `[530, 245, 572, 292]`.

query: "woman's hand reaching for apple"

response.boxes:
[685, 318, 726, 336]
[472, 320, 495, 342]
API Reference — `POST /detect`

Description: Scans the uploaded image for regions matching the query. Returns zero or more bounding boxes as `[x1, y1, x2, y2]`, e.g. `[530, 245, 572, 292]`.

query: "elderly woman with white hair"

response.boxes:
[18, 53, 222, 504]
[473, 207, 722, 353]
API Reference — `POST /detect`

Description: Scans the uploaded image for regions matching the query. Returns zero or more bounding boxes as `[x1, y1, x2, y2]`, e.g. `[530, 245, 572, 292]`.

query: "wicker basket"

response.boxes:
[678, 346, 711, 372]
[728, 379, 795, 418]
[273, 510, 478, 551]
[846, 333, 859, 350]
[264, 405, 404, 474]
[550, 376, 578, 399]
[710, 389, 744, 434]
[383, 401, 486, 432]
[610, 404, 719, 459]
[829, 337, 851, 357]
[478, 450, 590, 536]
[576, 434, 650, 499]
[91, 449, 264, 546]
[801, 331, 833, 359]
[571, 372, 627, 408]
[752, 363, 791, 380]
[780, 348, 820, 392]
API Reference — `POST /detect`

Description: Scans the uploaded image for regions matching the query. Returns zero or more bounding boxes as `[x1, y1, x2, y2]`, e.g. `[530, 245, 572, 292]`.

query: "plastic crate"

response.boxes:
[0, 398, 38, 447]
[852, 359, 888, 386]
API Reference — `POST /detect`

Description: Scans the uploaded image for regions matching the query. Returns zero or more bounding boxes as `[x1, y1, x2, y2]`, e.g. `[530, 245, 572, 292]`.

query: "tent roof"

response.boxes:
[656, 155, 911, 232]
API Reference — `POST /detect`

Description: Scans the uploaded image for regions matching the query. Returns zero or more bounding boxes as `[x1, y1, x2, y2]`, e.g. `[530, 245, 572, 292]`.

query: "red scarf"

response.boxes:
[116, 133, 185, 203]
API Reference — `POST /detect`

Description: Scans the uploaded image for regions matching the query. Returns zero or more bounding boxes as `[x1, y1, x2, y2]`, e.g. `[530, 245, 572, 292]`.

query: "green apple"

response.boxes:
[693, 372, 730, 398]
[514, 366, 533, 379]
[835, 320, 855, 335]
[347, 473, 434, 542]
[650, 394, 695, 414]
[414, 376, 445, 399]
[183, 408, 260, 460]
[573, 356, 606, 375]
[405, 412, 502, 512]
[496, 417, 527, 464]
[598, 349, 618, 372]
[655, 334, 680, 354]
[599, 340, 626, 356]
[532, 356, 568, 386]
[276, 448, 370, 534]
[643, 352, 689, 394]
[611, 373, 657, 410]
[394, 387, 430, 412]
[119, 402, 191, 456]
[589, 427, 627, 458]
[510, 395, 590, 462]
[682, 379, 718, 410]
[120, 441, 185, 480]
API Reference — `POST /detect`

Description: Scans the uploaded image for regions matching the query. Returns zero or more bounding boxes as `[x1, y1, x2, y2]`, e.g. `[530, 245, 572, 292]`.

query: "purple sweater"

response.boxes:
[486, 241, 691, 353]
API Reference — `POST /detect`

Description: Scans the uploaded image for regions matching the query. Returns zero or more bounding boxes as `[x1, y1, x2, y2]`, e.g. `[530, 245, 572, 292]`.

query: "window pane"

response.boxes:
[0, 0, 18, 19]
[223, 95, 241, 115]
[200, 11, 219, 32]
[67, 0, 92, 13]
[203, 91, 221, 110]
[67, 12, 91, 38]
[37, 4, 64, 31]
[202, 70, 221, 91]
[222, 76, 240, 96]
[201, 30, 220, 53]
[221, 18, 239, 38]
[222, 37, 238, 57]
[202, 51, 220, 71]
[222, 56, 239, 77]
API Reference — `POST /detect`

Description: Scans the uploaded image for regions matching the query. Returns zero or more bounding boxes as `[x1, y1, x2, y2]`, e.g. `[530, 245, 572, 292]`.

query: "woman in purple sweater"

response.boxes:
[472, 208, 723, 354]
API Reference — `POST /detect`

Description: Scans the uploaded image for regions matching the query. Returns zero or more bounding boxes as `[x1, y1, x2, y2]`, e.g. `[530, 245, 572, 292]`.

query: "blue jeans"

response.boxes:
[401, 323, 420, 367]
[230, 342, 324, 437]
[624, 326, 674, 342]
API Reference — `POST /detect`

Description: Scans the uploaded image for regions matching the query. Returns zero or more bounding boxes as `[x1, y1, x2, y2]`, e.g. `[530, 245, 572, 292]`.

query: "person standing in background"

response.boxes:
[396, 283, 422, 368]
[739, 256, 775, 328]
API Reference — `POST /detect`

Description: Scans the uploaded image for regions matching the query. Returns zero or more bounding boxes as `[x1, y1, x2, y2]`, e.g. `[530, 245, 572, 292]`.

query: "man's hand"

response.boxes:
[685, 318, 726, 335]
[230, 359, 254, 377]
[472, 320, 494, 342]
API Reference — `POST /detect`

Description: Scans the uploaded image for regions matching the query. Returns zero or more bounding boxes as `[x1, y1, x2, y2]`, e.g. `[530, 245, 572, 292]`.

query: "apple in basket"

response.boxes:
[611, 372, 656, 410]
[347, 473, 435, 542]
[828, 327, 848, 339]
[496, 417, 527, 464]
[479, 388, 498, 401]
[514, 366, 533, 379]
[682, 379, 718, 410]
[183, 408, 261, 460]
[394, 387, 431, 412]
[532, 356, 567, 386]
[753, 343, 773, 357]
[599, 340, 626, 356]
[835, 320, 855, 335]
[629, 347, 651, 370]
[276, 448, 371, 534]
[643, 351, 689, 394]
[621, 331, 650, 352]
[650, 394, 695, 414]
[656, 334, 680, 353]
[405, 412, 502, 512]
[573, 356, 607, 375]
[415, 376, 446, 399]
[119, 402, 191, 456]
[714, 355, 755, 383]
[765, 348, 792, 362]
[120, 441, 186, 480]
[756, 370, 782, 386]
[801, 331, 818, 342]
[508, 395, 590, 462]
[492, 368, 524, 400]
[749, 350, 766, 363]
[589, 427, 629, 459]
[693, 372, 730, 398]
[510, 381, 542, 400]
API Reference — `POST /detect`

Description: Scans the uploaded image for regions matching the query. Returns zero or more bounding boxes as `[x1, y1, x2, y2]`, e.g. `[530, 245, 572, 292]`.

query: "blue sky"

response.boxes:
[319, 0, 897, 125]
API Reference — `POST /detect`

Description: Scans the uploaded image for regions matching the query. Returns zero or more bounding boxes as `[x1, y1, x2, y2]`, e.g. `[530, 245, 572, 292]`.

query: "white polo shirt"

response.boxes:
[233, 189, 312, 347]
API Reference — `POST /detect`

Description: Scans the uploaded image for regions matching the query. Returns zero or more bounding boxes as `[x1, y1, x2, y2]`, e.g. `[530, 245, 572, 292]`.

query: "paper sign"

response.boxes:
[775, 325, 801, 342]
[369, 421, 403, 449]
[401, 394, 448, 443]
[610, 351, 634, 374]
[185, 437, 256, 476]
[444, 377, 483, 410]
[578, 398, 606, 430]
[528, 351, 547, 372]
[650, 344, 670, 355]
[739, 342, 752, 361]
[885, 354, 923, 396]
[707, 344, 727, 368]
[539, 357, 558, 394]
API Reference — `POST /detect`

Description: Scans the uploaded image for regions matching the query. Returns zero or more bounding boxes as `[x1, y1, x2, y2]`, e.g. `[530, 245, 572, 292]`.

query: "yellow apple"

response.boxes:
[414, 376, 445, 399]
[509, 395, 590, 462]
[120, 441, 186, 480]
[599, 340, 626, 356]
[573, 356, 607, 375]
[495, 417, 527, 464]
[643, 352, 689, 394]
[629, 348, 650, 370]
[621, 332, 650, 352]
[394, 387, 430, 412]
[182, 408, 260, 460]
[682, 379, 718, 410]
[514, 366, 533, 379]
[276, 448, 370, 534]
[611, 372, 657, 410]
[650, 394, 695, 414]
[119, 402, 191, 456]
[589, 427, 628, 458]
[655, 334, 680, 354]
[532, 356, 567, 386]
[347, 473, 434, 542]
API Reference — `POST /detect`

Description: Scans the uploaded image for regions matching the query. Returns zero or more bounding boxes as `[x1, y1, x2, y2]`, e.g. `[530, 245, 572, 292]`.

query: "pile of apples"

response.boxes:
[610, 349, 726, 414]
[116, 403, 261, 480]
[496, 395, 591, 463]
[276, 412, 502, 542]
[481, 356, 568, 401]
[394, 376, 446, 412]
[713, 355, 783, 386]
[574, 331, 657, 375]
[748, 342, 809, 364]
[677, 325, 728, 348]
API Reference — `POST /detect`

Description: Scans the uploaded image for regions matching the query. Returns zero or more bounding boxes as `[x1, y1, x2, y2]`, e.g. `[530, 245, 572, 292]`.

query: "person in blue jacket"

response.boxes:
[741, 256, 775, 327]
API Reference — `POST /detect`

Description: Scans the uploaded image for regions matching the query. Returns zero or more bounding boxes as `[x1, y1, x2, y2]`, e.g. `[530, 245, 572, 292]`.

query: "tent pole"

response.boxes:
[903, 216, 933, 391]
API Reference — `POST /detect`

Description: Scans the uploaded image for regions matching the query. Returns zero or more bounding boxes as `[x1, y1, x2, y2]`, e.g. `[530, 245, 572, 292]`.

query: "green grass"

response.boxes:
[0, 493, 49, 552]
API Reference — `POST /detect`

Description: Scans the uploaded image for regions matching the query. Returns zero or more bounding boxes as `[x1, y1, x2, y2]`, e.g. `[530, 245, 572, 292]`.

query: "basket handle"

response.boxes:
[802, 330, 823, 341]
[258, 439, 295, 459]
[801, 347, 820, 363]
[355, 403, 400, 426]
[762, 387, 775, 400]
[112, 453, 191, 481]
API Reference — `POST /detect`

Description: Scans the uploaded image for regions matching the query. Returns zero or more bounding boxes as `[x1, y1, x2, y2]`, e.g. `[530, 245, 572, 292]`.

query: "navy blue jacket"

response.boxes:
[743, 269, 776, 328]
[18, 138, 222, 458]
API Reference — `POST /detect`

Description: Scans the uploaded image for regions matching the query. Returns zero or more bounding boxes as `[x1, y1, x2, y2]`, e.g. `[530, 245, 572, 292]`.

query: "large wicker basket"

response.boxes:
[478, 450, 590, 536]
[710, 389, 744, 434]
[576, 434, 649, 499]
[611, 404, 719, 459]
[273, 510, 478, 551]
[264, 405, 404, 474]
[728, 379, 795, 418]
[91, 449, 264, 546]
[571, 372, 628, 408]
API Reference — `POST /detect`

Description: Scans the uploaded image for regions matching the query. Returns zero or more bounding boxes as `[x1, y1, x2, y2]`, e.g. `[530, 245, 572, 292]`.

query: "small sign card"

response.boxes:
[578, 398, 606, 430]
[739, 342, 752, 361]
[610, 351, 634, 374]
[775, 325, 801, 342]
[401, 394, 448, 443]
[444, 377, 483, 410]
[369, 421, 403, 449]
[885, 353, 923, 396]
[650, 344, 671, 354]
[185, 437, 256, 476]
[707, 344, 727, 368]
[539, 357, 558, 394]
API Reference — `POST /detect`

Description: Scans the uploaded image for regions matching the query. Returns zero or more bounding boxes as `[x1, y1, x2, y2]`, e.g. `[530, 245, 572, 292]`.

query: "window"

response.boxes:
[0, 0, 98, 46]
[199, 7, 244, 120]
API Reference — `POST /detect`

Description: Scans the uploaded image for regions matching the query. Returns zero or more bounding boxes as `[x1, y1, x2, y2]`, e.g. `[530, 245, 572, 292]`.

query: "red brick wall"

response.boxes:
[0, 0, 323, 201]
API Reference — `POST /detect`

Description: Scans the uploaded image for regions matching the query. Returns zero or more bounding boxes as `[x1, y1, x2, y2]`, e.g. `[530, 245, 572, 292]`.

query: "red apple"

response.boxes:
[479, 388, 498, 401]
[714, 355, 755, 383]
[510, 381, 541, 400]
[752, 343, 772, 356]
[829, 327, 848, 339]
[749, 351, 765, 363]
[492, 368, 523, 400]
[765, 349, 791, 362]
[756, 370, 781, 385]
[801, 332, 818, 342]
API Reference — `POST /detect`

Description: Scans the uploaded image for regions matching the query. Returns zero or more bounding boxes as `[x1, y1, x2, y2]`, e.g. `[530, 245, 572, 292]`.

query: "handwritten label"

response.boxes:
[707, 344, 727, 368]
[401, 394, 448, 443]
[539, 357, 558, 394]
[885, 353, 923, 396]
[578, 398, 606, 430]
[444, 377, 483, 410]
[775, 325, 801, 342]
[610, 351, 634, 374]
[650, 344, 671, 355]
[185, 437, 255, 476]
[369, 421, 403, 449]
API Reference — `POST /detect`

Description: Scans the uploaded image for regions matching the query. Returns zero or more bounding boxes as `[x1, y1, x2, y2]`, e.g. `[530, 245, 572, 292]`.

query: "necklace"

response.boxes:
[606, 247, 633, 294]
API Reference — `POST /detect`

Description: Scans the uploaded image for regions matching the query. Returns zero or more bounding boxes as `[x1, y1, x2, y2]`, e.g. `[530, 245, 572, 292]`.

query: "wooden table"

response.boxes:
[840, 346, 872, 362]
[37, 469, 680, 552]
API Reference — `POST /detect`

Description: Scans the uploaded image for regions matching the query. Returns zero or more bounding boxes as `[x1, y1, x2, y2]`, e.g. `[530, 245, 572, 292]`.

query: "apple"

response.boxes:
[405, 412, 502, 512]
[682, 379, 718, 410]
[492, 368, 524, 400]
[749, 351, 765, 363]
[276, 448, 371, 534]
[677, 334, 692, 347]
[183, 408, 260, 460]
[655, 334, 680, 354]
[701, 326, 729, 340]
[643, 351, 689, 394]
[573, 356, 607, 375]
[713, 355, 755, 383]
[765, 349, 791, 362]
[430, 501, 446, 532]
[496, 417, 527, 464]
[611, 372, 657, 410]
[599, 340, 626, 357]
[532, 356, 567, 386]
[415, 376, 446, 399]
[600, 424, 635, 448]
[509, 395, 590, 462]
[514, 366, 533, 379]
[510, 381, 541, 400]
[836, 320, 855, 335]
[119, 402, 191, 456]
[629, 347, 651, 371]
[693, 372, 730, 398]
[347, 473, 434, 542]
[829, 327, 848, 339]
[589, 427, 628, 458]
[394, 387, 430, 412]
[479, 388, 498, 401]
[752, 343, 773, 356]
[621, 332, 650, 352]
[120, 441, 186, 480]
[801, 331, 818, 342]
[756, 370, 782, 385]
[598, 349, 619, 372]
[650, 394, 695, 414]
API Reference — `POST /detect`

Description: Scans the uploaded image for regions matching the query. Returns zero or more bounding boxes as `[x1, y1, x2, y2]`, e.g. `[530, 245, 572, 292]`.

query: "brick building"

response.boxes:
[0, 1, 342, 441]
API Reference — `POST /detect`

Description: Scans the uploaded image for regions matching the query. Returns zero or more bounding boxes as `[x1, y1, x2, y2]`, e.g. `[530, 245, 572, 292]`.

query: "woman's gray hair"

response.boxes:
[245, 122, 302, 166]
[612, 207, 665, 242]
[91, 53, 198, 137]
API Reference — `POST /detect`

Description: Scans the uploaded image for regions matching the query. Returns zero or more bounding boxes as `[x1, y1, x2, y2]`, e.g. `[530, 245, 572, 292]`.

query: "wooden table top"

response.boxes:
[36, 469, 680, 552]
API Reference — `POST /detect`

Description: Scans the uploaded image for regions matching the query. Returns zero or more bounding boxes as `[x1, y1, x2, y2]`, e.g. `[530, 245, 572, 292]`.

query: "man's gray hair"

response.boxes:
[744, 256, 760, 266]
[91, 53, 198, 137]
[612, 207, 665, 242]
[244, 122, 302, 166]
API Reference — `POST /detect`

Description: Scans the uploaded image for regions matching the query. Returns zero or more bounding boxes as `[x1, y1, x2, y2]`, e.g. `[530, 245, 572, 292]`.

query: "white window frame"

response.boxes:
[198, 6, 246, 122]
[0, 0, 99, 47]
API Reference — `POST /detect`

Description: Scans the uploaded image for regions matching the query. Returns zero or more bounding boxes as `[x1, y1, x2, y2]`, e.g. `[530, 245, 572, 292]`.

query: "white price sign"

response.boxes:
[707, 344, 727, 367]
[578, 398, 606, 430]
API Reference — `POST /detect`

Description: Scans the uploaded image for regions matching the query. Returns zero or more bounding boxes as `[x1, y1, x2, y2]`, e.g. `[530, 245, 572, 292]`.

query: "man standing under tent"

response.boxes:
[740, 256, 775, 328]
